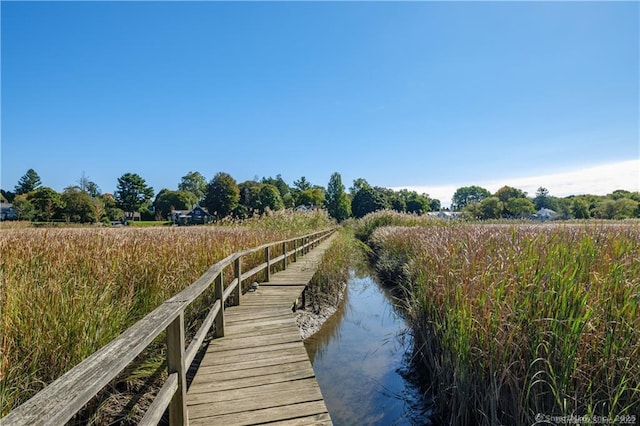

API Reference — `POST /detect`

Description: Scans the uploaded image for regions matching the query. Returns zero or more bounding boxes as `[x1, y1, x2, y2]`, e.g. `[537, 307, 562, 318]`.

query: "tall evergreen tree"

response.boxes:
[15, 169, 42, 195]
[325, 172, 351, 221]
[115, 173, 154, 214]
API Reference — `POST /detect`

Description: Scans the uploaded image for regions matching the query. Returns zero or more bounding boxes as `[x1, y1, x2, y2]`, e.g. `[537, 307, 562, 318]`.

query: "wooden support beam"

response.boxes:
[214, 274, 225, 338]
[167, 312, 188, 426]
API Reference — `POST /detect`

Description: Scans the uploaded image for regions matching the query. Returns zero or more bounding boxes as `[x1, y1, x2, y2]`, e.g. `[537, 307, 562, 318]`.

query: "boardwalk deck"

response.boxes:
[186, 236, 335, 425]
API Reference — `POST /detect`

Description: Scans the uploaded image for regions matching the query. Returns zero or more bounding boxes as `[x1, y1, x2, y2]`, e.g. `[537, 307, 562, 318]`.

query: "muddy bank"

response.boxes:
[295, 281, 347, 340]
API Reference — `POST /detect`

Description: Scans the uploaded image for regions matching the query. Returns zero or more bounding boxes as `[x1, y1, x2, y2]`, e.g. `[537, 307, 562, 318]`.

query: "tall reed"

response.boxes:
[369, 223, 640, 424]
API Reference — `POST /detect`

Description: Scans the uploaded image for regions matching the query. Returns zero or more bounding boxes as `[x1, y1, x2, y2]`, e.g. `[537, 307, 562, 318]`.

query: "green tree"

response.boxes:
[262, 175, 290, 198]
[452, 186, 491, 211]
[405, 192, 431, 215]
[204, 172, 240, 219]
[15, 169, 42, 195]
[571, 198, 590, 219]
[12, 195, 35, 220]
[77, 172, 101, 197]
[154, 189, 198, 219]
[61, 186, 97, 223]
[325, 172, 351, 221]
[533, 187, 556, 210]
[296, 188, 325, 207]
[238, 180, 262, 215]
[351, 186, 389, 218]
[430, 198, 441, 211]
[613, 198, 639, 219]
[494, 185, 527, 203]
[27, 187, 63, 221]
[1, 189, 16, 203]
[258, 184, 284, 213]
[178, 171, 207, 202]
[350, 178, 370, 195]
[593, 200, 616, 219]
[293, 176, 312, 191]
[102, 194, 123, 222]
[505, 197, 536, 218]
[115, 173, 154, 214]
[479, 197, 503, 219]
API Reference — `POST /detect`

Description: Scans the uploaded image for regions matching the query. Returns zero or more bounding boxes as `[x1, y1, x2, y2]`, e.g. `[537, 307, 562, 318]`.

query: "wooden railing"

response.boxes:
[2, 228, 336, 426]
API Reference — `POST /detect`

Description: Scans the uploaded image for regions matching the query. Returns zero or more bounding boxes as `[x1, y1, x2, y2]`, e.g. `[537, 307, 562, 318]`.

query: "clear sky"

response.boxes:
[2, 1, 638, 206]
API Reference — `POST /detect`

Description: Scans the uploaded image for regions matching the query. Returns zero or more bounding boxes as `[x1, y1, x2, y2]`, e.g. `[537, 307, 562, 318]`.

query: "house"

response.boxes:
[0, 203, 17, 221]
[536, 208, 559, 222]
[294, 205, 323, 213]
[123, 212, 142, 222]
[172, 205, 212, 225]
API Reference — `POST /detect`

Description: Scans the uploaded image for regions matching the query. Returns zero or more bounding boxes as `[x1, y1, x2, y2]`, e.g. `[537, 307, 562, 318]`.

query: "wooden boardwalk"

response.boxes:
[186, 236, 335, 425]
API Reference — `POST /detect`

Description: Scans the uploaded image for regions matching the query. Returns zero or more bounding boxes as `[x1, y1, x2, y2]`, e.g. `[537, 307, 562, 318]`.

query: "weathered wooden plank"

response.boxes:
[188, 386, 324, 418]
[222, 277, 239, 302]
[203, 331, 302, 351]
[225, 317, 297, 334]
[197, 353, 310, 375]
[188, 361, 315, 391]
[199, 345, 308, 367]
[189, 400, 330, 425]
[197, 340, 302, 360]
[188, 378, 321, 404]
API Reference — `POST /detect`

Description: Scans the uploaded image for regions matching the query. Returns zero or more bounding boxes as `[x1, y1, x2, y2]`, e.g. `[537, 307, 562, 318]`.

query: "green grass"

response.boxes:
[366, 220, 640, 425]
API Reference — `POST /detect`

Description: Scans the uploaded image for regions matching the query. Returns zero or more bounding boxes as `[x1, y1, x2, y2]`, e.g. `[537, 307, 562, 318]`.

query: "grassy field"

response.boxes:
[360, 213, 639, 425]
[0, 210, 333, 418]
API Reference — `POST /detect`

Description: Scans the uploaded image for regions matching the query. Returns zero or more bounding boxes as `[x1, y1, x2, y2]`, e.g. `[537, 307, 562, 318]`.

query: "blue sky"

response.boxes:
[2, 1, 638, 206]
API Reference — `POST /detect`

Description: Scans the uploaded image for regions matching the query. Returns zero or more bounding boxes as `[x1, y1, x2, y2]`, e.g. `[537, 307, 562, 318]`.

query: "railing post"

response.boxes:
[282, 242, 287, 270]
[232, 257, 241, 306]
[214, 273, 224, 337]
[293, 239, 298, 262]
[265, 246, 271, 282]
[167, 312, 188, 426]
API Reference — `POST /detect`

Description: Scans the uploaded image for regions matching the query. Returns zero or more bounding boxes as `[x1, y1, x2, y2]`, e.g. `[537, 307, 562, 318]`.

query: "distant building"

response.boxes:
[172, 205, 212, 225]
[0, 203, 17, 221]
[123, 211, 142, 222]
[294, 205, 323, 213]
[536, 208, 559, 221]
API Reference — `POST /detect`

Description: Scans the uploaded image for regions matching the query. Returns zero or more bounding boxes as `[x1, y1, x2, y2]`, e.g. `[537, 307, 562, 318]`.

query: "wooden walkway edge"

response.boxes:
[186, 236, 336, 425]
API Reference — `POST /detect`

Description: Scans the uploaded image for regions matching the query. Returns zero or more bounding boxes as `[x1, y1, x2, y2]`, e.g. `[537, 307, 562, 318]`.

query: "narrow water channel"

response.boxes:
[304, 270, 433, 425]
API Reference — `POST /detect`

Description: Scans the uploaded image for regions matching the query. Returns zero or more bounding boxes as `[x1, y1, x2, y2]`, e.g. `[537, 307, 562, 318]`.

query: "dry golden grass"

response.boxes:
[368, 222, 640, 425]
[0, 210, 333, 417]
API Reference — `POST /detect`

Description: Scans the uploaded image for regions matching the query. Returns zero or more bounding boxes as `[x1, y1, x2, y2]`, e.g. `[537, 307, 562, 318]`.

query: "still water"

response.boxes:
[304, 271, 433, 425]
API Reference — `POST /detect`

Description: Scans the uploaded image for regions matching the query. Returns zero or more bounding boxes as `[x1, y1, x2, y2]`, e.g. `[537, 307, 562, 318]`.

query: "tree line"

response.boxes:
[1, 168, 638, 223]
[452, 185, 640, 220]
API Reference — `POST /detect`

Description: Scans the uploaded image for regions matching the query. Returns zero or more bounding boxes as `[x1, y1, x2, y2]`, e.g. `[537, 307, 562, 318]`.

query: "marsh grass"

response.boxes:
[0, 210, 333, 419]
[368, 223, 640, 425]
[300, 228, 367, 314]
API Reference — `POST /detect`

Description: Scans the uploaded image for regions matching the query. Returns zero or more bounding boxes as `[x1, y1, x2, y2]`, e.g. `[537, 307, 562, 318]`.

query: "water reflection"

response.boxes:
[304, 271, 433, 425]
